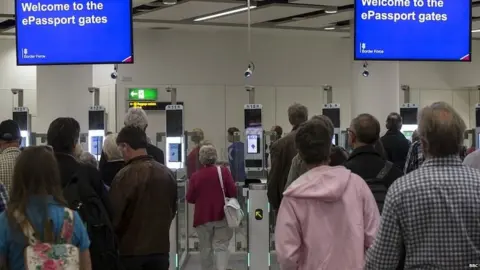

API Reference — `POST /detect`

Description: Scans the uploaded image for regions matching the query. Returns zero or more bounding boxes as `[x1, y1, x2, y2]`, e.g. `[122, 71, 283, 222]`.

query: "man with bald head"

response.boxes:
[344, 113, 403, 212]
[366, 102, 480, 270]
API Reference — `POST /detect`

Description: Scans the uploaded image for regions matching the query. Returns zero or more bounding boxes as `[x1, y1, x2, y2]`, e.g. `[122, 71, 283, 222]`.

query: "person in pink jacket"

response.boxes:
[275, 115, 380, 270]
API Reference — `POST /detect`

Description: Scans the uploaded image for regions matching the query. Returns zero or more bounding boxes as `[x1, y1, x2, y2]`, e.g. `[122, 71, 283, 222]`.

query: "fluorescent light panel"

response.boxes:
[194, 5, 257, 22]
[473, 29, 480, 33]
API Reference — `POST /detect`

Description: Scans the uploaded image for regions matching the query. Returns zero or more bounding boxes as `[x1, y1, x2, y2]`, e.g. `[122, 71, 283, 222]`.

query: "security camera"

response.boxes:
[111, 64, 119, 80]
[323, 85, 332, 91]
[401, 85, 410, 91]
[362, 70, 369, 77]
[11, 88, 22, 95]
[244, 62, 255, 78]
[88, 87, 99, 94]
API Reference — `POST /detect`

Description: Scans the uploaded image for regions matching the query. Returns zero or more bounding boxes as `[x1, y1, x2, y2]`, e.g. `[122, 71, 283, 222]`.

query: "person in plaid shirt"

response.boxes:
[0, 120, 22, 212]
[366, 102, 480, 269]
[405, 136, 467, 174]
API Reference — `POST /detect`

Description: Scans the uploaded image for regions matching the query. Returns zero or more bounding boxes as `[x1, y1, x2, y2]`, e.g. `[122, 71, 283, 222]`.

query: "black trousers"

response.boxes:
[121, 253, 169, 270]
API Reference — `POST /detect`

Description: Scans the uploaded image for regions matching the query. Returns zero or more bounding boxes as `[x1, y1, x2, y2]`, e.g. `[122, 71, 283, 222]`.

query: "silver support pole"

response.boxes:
[11, 89, 24, 107]
[167, 87, 177, 105]
[477, 86, 480, 103]
[323, 85, 332, 104]
[88, 87, 100, 106]
[246, 85, 255, 104]
[401, 85, 410, 104]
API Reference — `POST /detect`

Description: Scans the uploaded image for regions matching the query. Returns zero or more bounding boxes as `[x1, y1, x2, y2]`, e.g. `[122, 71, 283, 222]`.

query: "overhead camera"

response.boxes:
[11, 88, 22, 95]
[111, 64, 118, 80]
[245, 62, 255, 78]
[88, 87, 99, 94]
[362, 61, 369, 77]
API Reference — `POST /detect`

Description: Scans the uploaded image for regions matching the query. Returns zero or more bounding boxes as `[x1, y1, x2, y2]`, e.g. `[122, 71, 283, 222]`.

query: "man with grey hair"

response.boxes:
[99, 108, 164, 171]
[366, 102, 480, 269]
[268, 103, 308, 211]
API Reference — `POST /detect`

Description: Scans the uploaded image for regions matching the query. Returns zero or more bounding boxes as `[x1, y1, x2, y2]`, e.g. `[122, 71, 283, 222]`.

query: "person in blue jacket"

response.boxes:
[227, 127, 246, 182]
[0, 146, 91, 269]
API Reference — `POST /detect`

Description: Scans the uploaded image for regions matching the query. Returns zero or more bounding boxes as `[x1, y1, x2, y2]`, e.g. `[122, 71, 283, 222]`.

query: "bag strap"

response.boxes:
[13, 211, 55, 245]
[376, 161, 393, 180]
[13, 211, 37, 245]
[59, 208, 75, 244]
[216, 166, 226, 200]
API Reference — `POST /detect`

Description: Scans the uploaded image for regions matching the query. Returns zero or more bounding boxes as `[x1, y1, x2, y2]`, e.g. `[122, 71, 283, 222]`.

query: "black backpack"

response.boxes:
[63, 170, 122, 270]
[365, 161, 392, 214]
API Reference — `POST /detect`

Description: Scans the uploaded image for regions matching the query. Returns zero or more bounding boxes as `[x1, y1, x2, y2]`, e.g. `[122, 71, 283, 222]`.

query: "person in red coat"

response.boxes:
[186, 145, 237, 270]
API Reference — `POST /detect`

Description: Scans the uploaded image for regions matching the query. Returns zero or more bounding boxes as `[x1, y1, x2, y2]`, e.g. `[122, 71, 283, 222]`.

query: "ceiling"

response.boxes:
[0, 0, 479, 38]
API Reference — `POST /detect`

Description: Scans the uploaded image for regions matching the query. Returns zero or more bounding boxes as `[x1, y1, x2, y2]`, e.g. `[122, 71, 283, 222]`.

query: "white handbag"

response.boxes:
[216, 166, 244, 228]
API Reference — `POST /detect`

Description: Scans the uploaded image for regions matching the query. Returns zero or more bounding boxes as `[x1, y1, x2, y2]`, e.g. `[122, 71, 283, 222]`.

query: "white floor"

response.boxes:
[183, 252, 279, 270]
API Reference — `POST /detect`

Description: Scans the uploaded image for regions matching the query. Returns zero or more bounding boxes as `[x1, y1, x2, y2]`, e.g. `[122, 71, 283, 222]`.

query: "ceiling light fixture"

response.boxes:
[194, 5, 257, 22]
[325, 7, 338, 14]
[324, 26, 335, 30]
[162, 0, 178, 5]
[472, 29, 480, 33]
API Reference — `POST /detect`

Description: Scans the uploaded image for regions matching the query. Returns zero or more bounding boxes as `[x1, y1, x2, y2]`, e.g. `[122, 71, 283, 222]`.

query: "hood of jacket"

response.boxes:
[284, 165, 353, 202]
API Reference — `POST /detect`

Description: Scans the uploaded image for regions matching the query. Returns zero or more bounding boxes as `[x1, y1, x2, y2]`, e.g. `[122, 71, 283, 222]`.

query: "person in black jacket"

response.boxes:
[344, 114, 403, 211]
[99, 108, 165, 170]
[47, 117, 113, 218]
[380, 112, 411, 170]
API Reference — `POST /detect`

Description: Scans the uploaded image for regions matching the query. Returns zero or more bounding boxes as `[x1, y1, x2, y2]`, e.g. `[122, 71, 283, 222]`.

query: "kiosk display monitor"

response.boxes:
[91, 136, 103, 156]
[332, 134, 338, 146]
[354, 0, 471, 61]
[168, 143, 182, 162]
[88, 111, 105, 130]
[13, 111, 28, 131]
[166, 110, 183, 137]
[247, 134, 260, 154]
[323, 108, 340, 128]
[244, 109, 262, 129]
[15, 0, 134, 65]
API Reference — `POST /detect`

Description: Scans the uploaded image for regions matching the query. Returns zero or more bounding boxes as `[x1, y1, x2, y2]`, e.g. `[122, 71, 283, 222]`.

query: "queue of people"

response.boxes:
[0, 100, 479, 270]
[271, 101, 480, 270]
[0, 107, 174, 270]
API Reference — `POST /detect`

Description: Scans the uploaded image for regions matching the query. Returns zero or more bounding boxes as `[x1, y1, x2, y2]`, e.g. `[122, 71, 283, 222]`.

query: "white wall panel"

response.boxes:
[419, 90, 453, 109]
[452, 90, 470, 128]
[275, 87, 323, 131]
[469, 89, 478, 129]
[176, 85, 226, 155]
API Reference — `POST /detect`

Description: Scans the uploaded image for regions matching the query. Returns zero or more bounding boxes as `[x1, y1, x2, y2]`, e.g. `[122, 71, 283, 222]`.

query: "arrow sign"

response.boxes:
[128, 88, 158, 101]
[255, 209, 263, 220]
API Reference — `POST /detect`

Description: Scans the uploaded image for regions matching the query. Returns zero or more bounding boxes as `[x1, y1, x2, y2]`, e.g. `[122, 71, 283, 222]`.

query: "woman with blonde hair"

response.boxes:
[99, 133, 124, 187]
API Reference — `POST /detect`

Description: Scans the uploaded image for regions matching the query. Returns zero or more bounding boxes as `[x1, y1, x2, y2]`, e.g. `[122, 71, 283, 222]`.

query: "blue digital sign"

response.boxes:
[354, 0, 471, 61]
[15, 0, 133, 65]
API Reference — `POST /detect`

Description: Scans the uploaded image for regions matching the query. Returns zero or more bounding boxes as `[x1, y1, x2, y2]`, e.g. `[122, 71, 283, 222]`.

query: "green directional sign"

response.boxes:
[128, 88, 158, 101]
